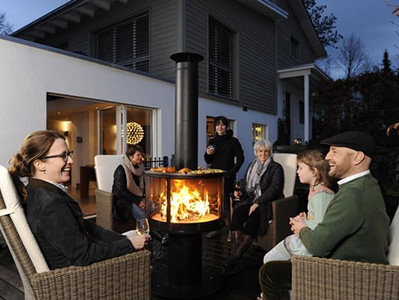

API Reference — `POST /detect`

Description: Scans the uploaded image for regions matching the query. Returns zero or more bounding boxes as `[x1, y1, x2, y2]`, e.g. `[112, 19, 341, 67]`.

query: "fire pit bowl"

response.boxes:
[145, 170, 225, 299]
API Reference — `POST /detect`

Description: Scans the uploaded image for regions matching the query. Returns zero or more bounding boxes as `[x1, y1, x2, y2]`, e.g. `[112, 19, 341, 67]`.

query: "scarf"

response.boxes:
[246, 157, 271, 197]
[121, 155, 144, 197]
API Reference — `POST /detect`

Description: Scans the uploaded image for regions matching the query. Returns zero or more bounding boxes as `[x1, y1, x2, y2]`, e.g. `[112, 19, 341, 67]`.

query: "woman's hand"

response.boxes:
[129, 234, 150, 250]
[206, 145, 215, 155]
[138, 200, 146, 210]
[290, 216, 307, 237]
[248, 203, 259, 216]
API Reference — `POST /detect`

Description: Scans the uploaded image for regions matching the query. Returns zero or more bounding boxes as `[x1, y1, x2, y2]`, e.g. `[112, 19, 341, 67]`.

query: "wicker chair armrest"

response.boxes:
[271, 195, 298, 243]
[95, 189, 114, 230]
[291, 255, 399, 300]
[31, 250, 151, 300]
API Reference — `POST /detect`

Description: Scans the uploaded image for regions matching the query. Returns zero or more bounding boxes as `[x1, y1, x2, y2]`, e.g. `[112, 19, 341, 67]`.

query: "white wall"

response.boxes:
[0, 36, 280, 182]
[0, 36, 175, 167]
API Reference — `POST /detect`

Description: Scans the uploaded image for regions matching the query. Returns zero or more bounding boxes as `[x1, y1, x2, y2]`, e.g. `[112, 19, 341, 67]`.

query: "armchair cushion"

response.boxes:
[0, 165, 49, 273]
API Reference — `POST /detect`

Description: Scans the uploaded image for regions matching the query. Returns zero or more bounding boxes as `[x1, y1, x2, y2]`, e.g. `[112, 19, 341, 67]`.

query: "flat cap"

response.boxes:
[321, 131, 376, 157]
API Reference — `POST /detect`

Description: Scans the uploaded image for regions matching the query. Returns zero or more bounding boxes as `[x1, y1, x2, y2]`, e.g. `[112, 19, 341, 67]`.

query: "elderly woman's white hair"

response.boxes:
[253, 139, 273, 156]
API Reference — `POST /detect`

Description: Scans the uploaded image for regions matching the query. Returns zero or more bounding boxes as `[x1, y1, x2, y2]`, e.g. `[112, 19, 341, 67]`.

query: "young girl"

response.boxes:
[263, 149, 336, 263]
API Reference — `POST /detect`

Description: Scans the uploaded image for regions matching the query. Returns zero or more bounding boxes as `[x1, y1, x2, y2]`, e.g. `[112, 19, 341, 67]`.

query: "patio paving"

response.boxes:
[0, 226, 266, 300]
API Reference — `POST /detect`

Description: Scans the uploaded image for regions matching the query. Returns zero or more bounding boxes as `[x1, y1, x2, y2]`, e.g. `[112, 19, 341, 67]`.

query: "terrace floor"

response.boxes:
[0, 224, 266, 300]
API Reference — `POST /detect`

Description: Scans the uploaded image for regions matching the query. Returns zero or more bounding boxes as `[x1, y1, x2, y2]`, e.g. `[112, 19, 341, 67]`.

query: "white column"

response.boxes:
[304, 74, 310, 143]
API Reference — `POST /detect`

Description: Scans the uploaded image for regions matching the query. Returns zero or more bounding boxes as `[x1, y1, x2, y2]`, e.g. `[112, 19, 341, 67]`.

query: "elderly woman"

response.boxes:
[9, 130, 149, 270]
[224, 139, 284, 274]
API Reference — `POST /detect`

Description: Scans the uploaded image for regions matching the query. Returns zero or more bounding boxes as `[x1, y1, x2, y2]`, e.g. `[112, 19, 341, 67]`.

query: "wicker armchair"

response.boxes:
[291, 207, 399, 300]
[0, 165, 151, 300]
[291, 256, 399, 300]
[254, 153, 299, 251]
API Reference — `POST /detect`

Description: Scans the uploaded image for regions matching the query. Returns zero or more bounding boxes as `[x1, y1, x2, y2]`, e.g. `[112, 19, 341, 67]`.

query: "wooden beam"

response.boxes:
[91, 0, 111, 10]
[62, 13, 81, 23]
[77, 6, 95, 17]
[38, 25, 56, 34]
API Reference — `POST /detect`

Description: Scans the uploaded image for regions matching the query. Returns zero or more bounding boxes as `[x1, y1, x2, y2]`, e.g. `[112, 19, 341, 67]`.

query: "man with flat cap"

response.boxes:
[258, 131, 390, 300]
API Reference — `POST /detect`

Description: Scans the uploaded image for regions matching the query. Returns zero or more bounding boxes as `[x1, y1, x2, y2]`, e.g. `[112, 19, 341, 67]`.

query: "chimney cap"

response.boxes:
[170, 52, 204, 63]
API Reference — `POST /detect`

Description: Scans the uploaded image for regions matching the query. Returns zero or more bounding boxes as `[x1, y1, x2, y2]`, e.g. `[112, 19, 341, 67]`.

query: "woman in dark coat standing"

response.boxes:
[224, 139, 284, 274]
[204, 116, 244, 237]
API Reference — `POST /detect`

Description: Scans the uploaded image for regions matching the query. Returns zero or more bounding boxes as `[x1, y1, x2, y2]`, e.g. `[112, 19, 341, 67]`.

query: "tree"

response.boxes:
[0, 12, 13, 35]
[302, 0, 342, 48]
[382, 49, 392, 72]
[336, 34, 371, 79]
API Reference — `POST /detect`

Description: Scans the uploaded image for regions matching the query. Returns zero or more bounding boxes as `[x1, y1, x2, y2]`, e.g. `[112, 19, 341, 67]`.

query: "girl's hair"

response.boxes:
[8, 130, 65, 202]
[297, 149, 336, 190]
[253, 139, 273, 157]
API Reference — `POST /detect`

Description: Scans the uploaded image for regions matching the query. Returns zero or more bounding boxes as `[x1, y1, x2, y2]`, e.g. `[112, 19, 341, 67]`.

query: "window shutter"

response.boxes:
[95, 12, 149, 72]
[208, 17, 233, 98]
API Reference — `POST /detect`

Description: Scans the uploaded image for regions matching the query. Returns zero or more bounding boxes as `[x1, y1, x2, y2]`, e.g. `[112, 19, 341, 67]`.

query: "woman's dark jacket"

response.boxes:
[112, 164, 143, 221]
[238, 158, 285, 235]
[24, 178, 134, 270]
[204, 129, 244, 178]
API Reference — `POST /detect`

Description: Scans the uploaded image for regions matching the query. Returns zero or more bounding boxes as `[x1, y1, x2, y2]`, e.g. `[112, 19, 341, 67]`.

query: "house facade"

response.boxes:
[0, 0, 327, 187]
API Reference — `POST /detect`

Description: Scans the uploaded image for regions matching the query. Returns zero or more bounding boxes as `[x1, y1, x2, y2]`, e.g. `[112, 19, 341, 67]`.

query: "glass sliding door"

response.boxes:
[99, 107, 117, 154]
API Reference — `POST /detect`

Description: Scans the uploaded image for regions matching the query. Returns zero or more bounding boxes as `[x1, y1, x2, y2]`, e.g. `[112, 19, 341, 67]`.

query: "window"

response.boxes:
[299, 101, 304, 124]
[290, 36, 299, 59]
[252, 123, 267, 144]
[208, 17, 234, 98]
[95, 11, 149, 72]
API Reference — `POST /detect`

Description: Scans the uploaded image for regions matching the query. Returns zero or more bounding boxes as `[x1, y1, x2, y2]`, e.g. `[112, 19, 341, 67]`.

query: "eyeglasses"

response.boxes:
[40, 151, 73, 162]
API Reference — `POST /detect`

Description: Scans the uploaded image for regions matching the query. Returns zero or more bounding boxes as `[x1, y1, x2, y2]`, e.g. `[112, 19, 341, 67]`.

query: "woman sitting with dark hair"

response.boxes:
[112, 144, 147, 222]
[9, 130, 149, 270]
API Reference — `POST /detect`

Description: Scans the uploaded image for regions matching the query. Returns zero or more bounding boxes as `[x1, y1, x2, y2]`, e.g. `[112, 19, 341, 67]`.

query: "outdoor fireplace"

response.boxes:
[145, 52, 224, 299]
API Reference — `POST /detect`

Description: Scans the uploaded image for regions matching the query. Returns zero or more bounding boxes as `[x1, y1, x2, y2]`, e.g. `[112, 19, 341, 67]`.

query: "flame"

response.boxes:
[159, 179, 212, 223]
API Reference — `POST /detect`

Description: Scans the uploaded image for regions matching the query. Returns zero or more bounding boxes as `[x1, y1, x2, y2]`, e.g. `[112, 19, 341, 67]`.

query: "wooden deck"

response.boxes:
[0, 226, 266, 300]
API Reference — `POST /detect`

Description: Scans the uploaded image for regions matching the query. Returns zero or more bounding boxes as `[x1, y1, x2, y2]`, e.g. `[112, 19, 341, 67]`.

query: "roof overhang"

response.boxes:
[12, 0, 125, 41]
[278, 63, 330, 82]
[236, 0, 288, 21]
[287, 0, 326, 59]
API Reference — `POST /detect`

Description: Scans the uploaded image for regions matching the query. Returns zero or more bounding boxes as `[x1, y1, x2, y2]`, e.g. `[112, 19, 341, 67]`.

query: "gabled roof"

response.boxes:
[12, 0, 325, 58]
[287, 0, 326, 59]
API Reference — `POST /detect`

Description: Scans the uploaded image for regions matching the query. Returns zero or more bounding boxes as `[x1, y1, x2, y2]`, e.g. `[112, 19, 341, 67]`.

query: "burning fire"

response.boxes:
[154, 179, 219, 223]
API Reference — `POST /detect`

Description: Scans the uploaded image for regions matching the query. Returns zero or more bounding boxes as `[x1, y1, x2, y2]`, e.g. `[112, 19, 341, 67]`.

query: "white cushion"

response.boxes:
[273, 153, 297, 197]
[388, 207, 399, 265]
[94, 155, 123, 192]
[0, 165, 49, 272]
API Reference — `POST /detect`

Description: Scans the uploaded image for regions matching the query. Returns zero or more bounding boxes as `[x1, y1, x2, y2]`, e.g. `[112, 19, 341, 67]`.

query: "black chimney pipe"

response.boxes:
[170, 52, 204, 170]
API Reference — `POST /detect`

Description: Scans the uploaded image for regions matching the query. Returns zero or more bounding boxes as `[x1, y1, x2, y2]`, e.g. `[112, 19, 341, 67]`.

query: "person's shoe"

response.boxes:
[222, 255, 243, 274]
[161, 234, 168, 245]
[227, 231, 232, 242]
[206, 230, 221, 238]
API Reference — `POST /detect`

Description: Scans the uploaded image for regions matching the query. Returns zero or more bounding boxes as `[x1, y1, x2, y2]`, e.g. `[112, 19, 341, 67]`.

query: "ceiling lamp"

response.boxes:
[125, 122, 144, 145]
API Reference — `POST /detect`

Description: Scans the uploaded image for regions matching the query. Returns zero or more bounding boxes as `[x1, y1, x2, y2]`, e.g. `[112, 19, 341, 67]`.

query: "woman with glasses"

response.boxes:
[9, 130, 150, 270]
[223, 139, 284, 274]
